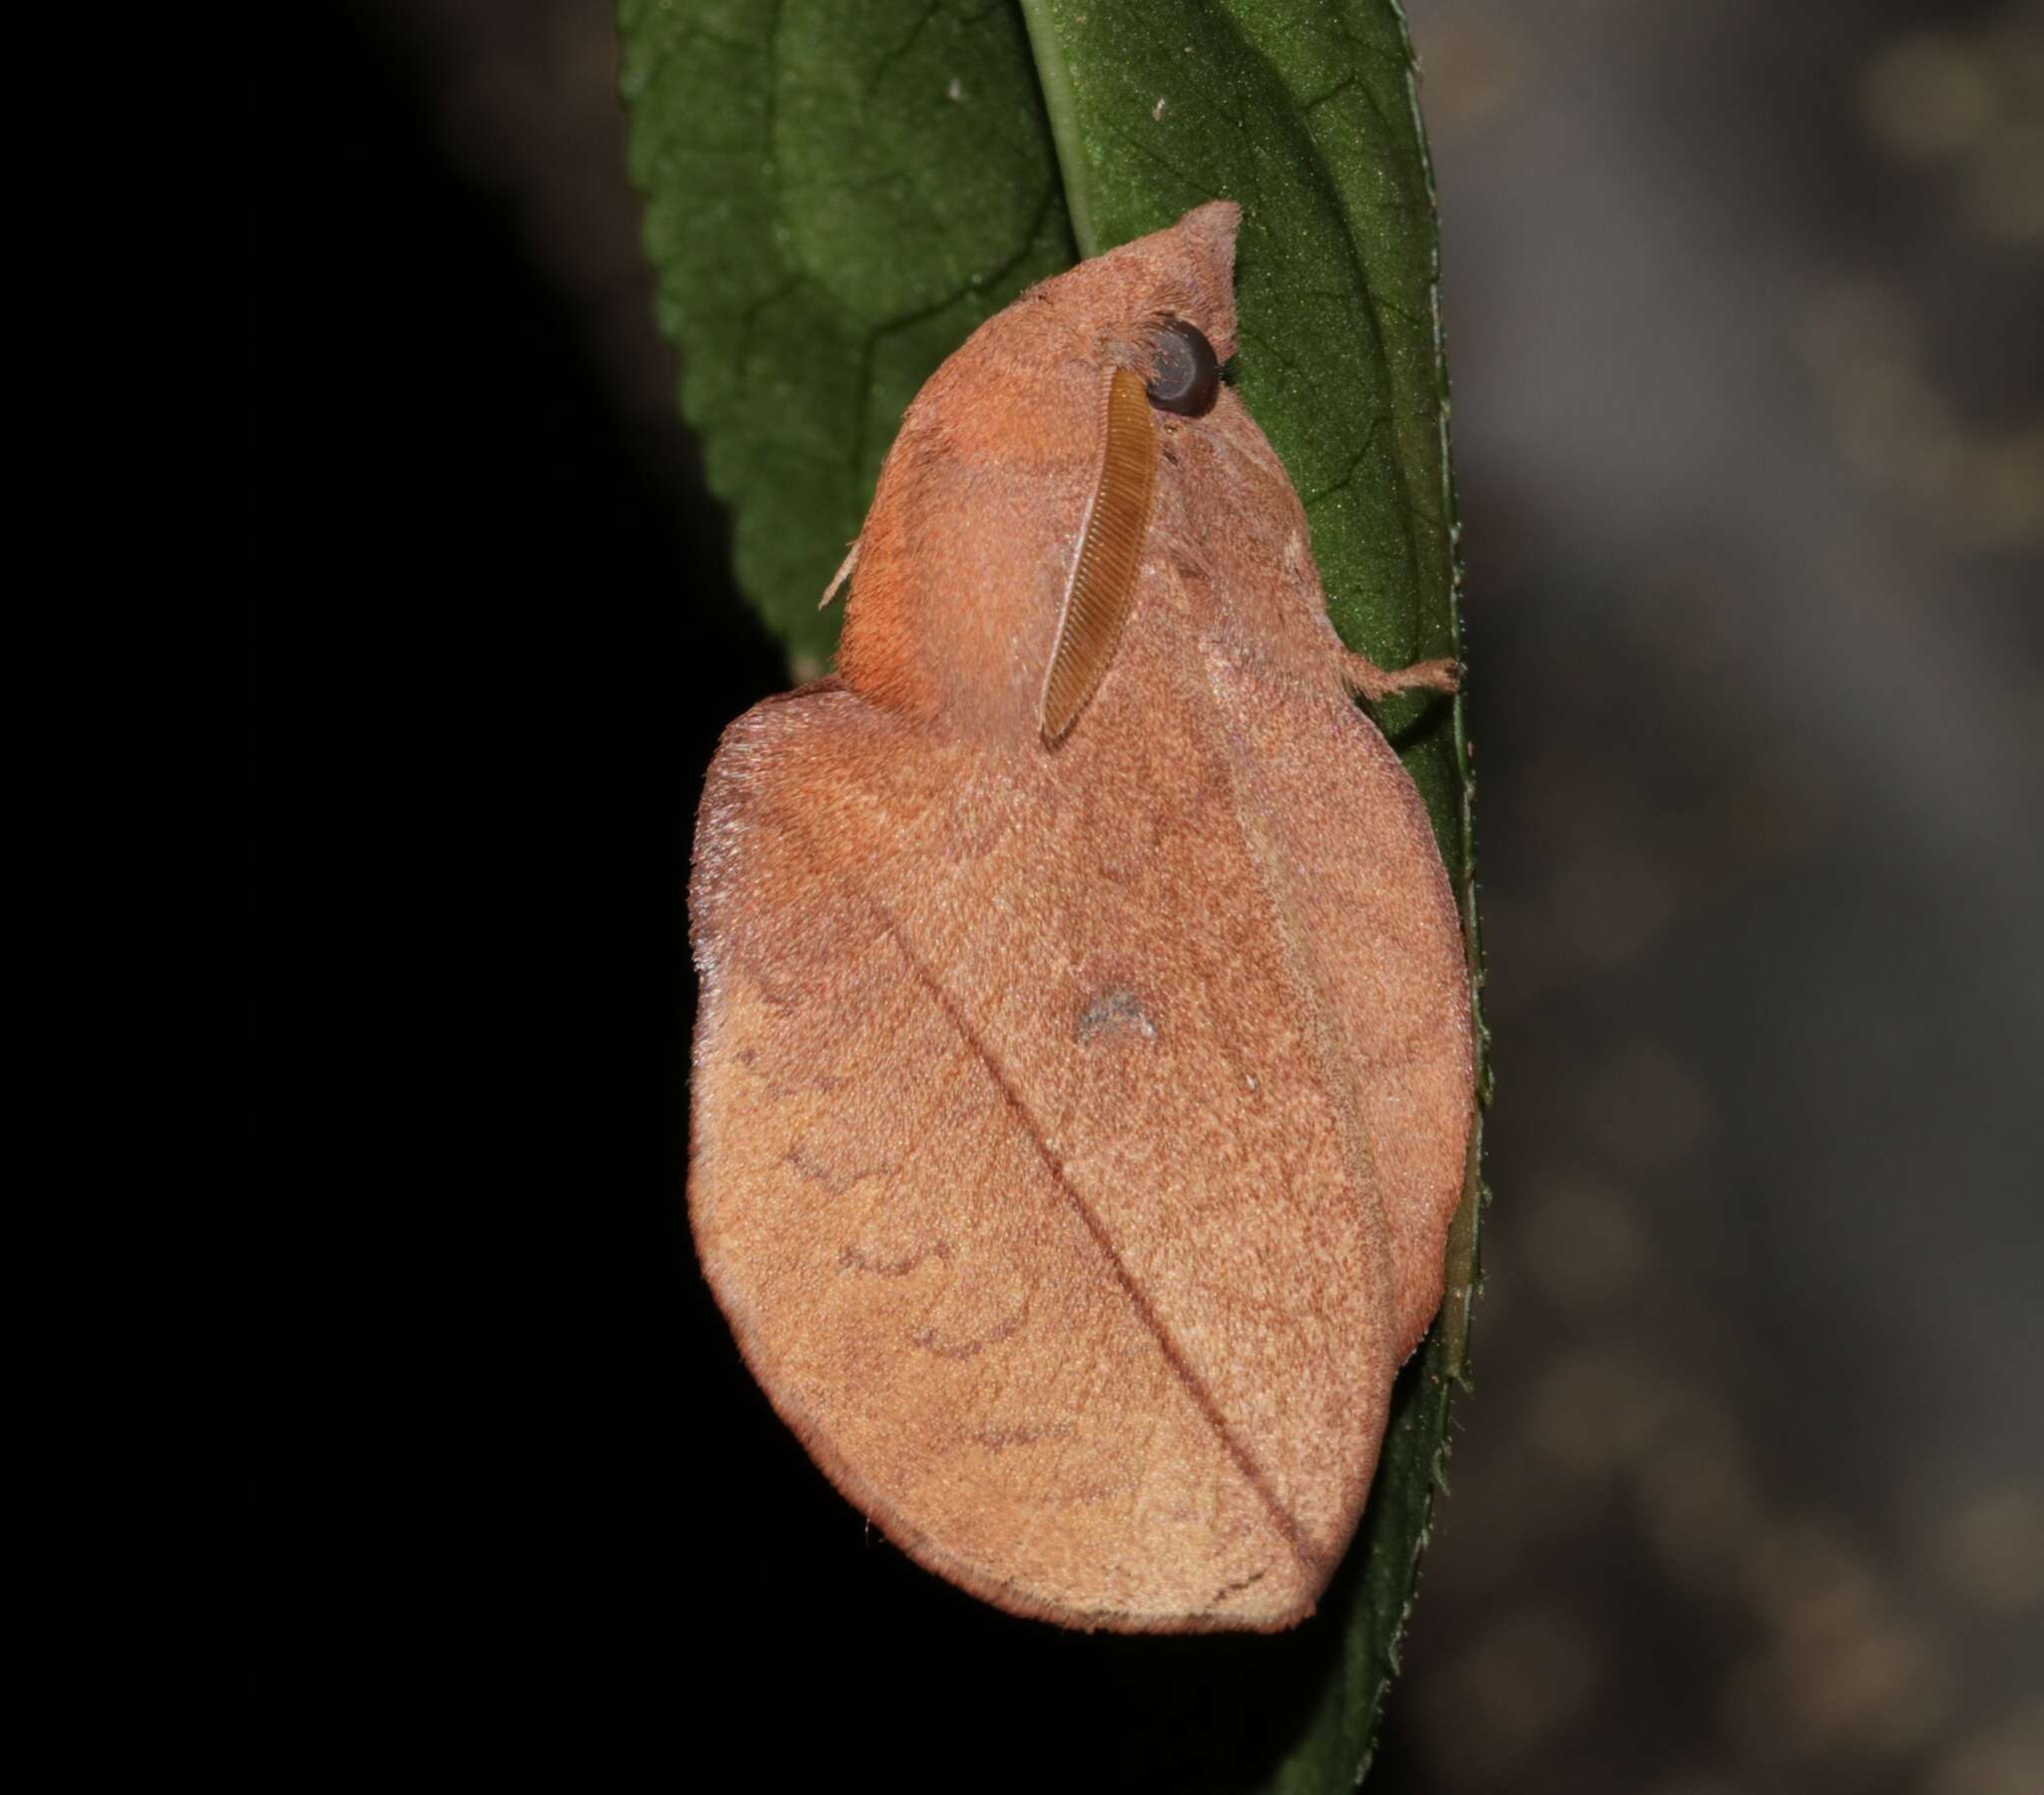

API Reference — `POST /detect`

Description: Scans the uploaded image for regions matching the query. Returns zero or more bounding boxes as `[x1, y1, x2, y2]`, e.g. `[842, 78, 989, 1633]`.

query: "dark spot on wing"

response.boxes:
[1076, 987, 1159, 1044]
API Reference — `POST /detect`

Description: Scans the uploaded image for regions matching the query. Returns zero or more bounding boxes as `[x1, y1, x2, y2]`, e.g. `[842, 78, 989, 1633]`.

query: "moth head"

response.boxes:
[836, 204, 1242, 746]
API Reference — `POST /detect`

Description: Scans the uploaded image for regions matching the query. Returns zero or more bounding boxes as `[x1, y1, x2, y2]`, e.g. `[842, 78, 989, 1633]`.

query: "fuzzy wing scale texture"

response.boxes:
[690, 604, 1458, 1629]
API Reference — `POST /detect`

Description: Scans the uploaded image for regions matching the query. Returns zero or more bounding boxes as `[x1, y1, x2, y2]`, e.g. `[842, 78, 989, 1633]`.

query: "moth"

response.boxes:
[689, 203, 1475, 1632]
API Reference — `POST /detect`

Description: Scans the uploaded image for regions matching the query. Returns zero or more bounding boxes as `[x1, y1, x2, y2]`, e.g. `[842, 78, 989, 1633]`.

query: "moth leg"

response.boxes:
[818, 540, 859, 610]
[1339, 648, 1460, 702]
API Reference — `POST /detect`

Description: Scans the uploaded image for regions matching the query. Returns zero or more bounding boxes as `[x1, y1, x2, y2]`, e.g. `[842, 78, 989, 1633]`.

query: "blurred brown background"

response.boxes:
[231, 2, 2040, 1787]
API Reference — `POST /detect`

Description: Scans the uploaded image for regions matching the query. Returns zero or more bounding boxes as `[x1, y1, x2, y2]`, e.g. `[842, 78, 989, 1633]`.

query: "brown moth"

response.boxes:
[689, 203, 1475, 1633]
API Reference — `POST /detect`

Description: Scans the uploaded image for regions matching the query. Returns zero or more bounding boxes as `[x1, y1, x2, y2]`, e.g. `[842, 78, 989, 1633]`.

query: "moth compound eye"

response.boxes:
[1145, 321, 1221, 417]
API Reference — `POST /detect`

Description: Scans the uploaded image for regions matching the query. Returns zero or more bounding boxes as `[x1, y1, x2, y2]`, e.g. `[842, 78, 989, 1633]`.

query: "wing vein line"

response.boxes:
[870, 907, 1326, 1578]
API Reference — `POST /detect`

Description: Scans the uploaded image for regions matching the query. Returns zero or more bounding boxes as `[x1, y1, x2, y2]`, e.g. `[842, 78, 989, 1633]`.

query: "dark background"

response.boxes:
[208, 2, 2041, 1787]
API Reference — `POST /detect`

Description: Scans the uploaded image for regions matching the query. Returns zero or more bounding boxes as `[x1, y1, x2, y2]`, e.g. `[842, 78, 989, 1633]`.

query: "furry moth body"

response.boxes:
[689, 204, 1475, 1633]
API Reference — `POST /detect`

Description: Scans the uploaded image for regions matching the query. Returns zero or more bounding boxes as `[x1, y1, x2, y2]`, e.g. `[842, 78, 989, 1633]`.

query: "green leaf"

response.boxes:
[617, 0, 1077, 667]
[621, 2, 1486, 1783]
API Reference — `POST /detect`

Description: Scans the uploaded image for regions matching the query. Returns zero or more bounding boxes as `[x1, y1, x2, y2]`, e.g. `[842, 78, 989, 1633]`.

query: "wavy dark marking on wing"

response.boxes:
[914, 1303, 1028, 1362]
[839, 1238, 952, 1277]
[1211, 1568, 1272, 1605]
[973, 1420, 1078, 1452]
[782, 1142, 899, 1193]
